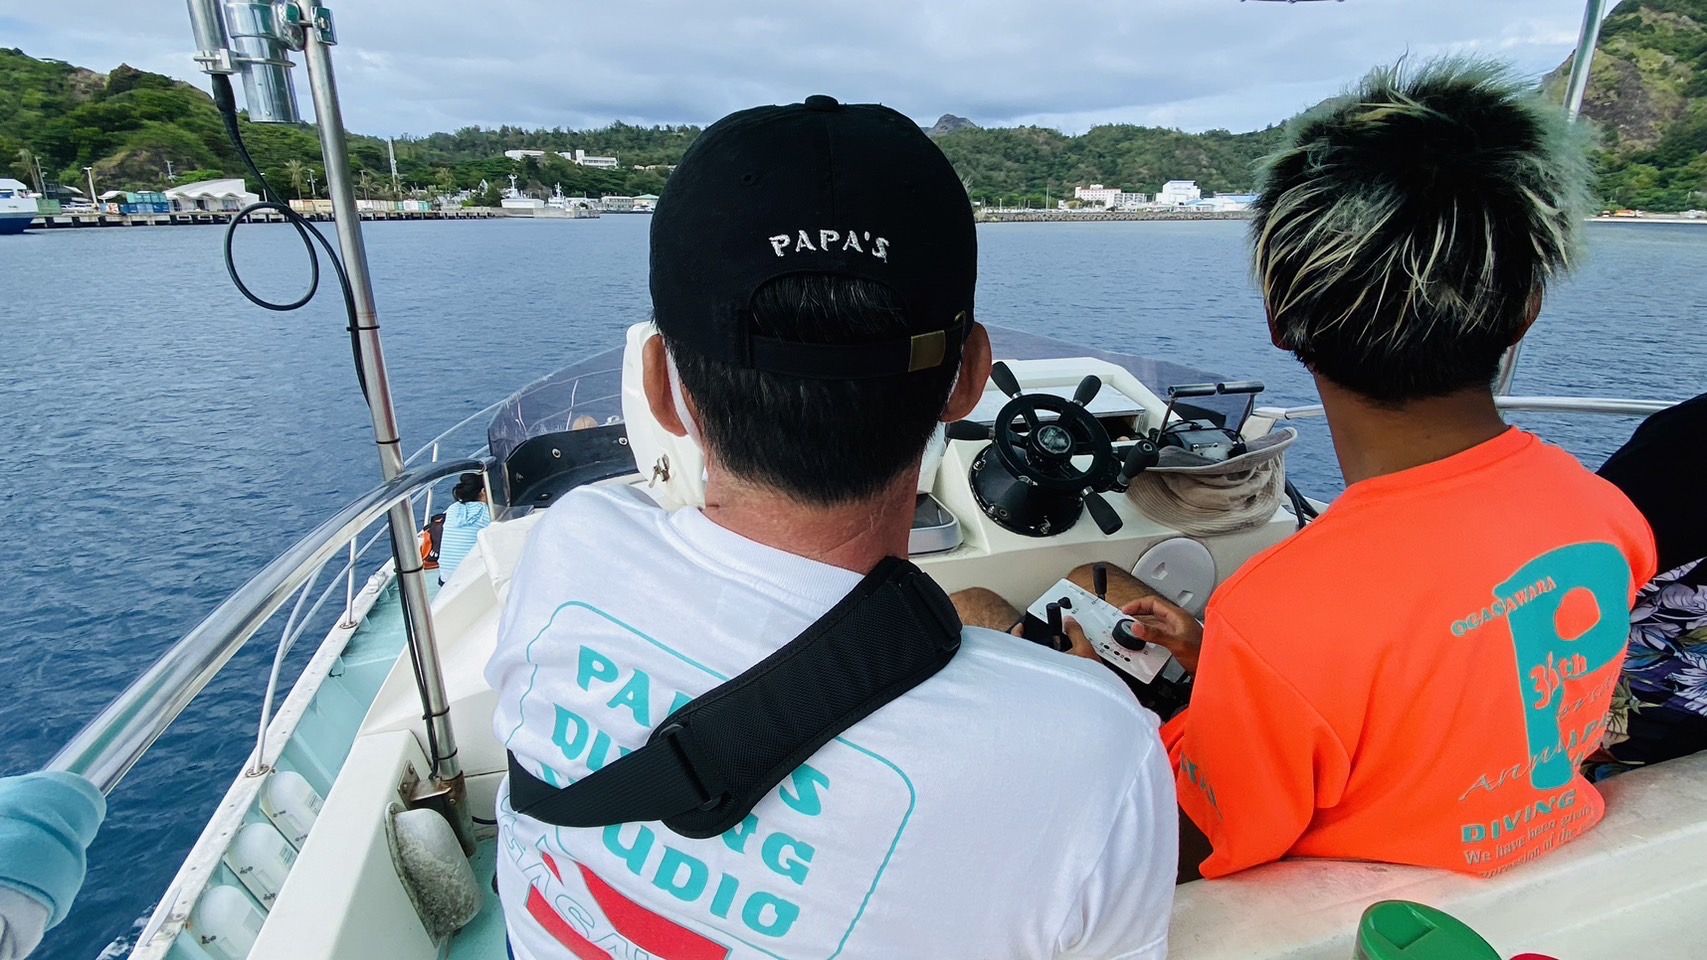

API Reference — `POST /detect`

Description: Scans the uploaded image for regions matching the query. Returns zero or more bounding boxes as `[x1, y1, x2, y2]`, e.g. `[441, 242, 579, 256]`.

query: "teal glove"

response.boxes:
[0, 772, 106, 928]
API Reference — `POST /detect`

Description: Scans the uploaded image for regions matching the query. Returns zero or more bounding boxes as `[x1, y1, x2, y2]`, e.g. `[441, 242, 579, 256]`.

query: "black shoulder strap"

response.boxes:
[507, 556, 960, 839]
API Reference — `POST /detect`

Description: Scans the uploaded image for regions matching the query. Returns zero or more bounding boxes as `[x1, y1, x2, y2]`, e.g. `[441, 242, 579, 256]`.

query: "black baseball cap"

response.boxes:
[650, 95, 976, 380]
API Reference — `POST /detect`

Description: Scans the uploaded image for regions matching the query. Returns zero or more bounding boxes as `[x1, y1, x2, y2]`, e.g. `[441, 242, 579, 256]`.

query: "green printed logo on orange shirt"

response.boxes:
[1454, 542, 1632, 875]
[1502, 543, 1631, 791]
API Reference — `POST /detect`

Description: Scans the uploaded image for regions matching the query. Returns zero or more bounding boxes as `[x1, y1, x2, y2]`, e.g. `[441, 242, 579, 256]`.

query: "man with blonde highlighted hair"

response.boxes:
[1112, 60, 1658, 879]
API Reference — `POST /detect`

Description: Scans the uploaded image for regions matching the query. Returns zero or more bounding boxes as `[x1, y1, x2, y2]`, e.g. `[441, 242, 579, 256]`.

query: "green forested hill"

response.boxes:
[0, 48, 677, 202]
[931, 123, 1286, 204]
[3, 0, 1705, 210]
[1, 50, 315, 191]
[1550, 0, 1707, 209]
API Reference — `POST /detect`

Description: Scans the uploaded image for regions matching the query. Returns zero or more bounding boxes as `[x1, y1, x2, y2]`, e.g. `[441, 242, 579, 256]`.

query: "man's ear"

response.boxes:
[1266, 302, 1286, 350]
[942, 322, 993, 423]
[642, 335, 690, 438]
[1513, 289, 1543, 346]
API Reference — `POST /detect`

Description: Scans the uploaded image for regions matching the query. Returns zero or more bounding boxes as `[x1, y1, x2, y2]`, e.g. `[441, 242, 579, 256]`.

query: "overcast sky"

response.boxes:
[3, 0, 1602, 137]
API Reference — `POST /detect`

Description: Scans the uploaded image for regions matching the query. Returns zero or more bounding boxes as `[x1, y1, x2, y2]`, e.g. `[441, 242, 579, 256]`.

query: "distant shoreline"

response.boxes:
[1587, 215, 1707, 226]
[21, 208, 1705, 234]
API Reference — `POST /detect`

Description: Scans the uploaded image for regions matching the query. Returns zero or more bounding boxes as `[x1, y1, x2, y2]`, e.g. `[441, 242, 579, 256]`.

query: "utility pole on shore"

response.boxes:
[165, 159, 176, 182]
[83, 166, 97, 207]
[308, 170, 318, 197]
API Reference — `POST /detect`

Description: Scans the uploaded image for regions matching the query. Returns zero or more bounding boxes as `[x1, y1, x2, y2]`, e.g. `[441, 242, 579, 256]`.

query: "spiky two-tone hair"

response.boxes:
[1251, 58, 1591, 404]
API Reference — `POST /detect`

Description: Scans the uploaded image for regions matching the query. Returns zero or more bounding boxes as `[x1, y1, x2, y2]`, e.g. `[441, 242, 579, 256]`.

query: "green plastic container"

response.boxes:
[1354, 900, 1500, 960]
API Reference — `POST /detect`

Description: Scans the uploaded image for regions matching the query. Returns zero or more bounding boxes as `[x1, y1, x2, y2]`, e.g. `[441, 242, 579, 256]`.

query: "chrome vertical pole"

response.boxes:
[1564, 0, 1610, 121]
[421, 442, 440, 525]
[340, 538, 358, 628]
[296, 7, 469, 844]
[1498, 0, 1608, 396]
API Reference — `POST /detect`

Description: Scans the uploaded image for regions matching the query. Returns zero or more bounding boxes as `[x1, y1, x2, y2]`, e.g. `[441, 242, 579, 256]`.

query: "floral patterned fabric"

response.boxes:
[1601, 559, 1707, 770]
[1627, 561, 1707, 708]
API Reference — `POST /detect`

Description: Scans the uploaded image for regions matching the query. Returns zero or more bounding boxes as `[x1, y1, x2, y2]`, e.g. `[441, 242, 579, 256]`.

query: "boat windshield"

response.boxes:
[489, 327, 1249, 452]
[486, 346, 625, 464]
[986, 326, 1254, 431]
[483, 326, 1253, 514]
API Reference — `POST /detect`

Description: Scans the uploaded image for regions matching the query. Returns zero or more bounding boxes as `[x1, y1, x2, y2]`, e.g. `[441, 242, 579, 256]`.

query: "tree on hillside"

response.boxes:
[9, 144, 40, 188]
[284, 158, 306, 199]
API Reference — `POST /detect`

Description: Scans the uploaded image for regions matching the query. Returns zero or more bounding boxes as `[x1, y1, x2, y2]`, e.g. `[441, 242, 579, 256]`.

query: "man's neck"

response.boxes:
[1316, 377, 1510, 487]
[698, 469, 915, 574]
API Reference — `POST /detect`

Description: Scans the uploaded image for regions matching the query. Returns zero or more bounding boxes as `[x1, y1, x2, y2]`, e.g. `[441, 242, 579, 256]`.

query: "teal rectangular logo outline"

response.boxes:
[505, 600, 918, 960]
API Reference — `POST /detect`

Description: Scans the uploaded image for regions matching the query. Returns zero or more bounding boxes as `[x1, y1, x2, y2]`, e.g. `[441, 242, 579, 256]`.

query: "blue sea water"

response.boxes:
[2, 215, 1705, 958]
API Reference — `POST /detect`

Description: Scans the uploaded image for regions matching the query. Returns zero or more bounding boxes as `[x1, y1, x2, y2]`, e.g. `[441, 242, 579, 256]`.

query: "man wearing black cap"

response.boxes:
[487, 97, 1175, 960]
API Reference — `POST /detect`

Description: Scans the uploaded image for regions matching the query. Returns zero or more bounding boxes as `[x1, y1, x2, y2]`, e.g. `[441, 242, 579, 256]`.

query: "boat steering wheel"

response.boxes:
[990, 390, 1119, 495]
[962, 362, 1129, 537]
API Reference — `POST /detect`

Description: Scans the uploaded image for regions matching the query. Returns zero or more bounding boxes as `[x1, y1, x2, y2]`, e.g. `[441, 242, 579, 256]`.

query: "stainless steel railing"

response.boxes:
[1254, 395, 1679, 422]
[239, 407, 501, 769]
[404, 398, 508, 468]
[46, 458, 481, 795]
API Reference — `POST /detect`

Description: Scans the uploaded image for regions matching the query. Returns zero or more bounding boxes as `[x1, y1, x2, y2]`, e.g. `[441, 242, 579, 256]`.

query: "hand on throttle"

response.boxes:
[1121, 596, 1204, 674]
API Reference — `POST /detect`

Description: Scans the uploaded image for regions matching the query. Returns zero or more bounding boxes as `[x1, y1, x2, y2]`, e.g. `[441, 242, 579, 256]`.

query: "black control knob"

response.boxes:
[1112, 619, 1147, 651]
[946, 420, 992, 442]
[1072, 374, 1102, 408]
[1045, 602, 1069, 651]
[1082, 491, 1123, 535]
[1117, 438, 1160, 487]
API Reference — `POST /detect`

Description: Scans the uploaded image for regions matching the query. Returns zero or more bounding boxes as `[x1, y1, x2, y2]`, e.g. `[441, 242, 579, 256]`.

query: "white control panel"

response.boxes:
[1025, 578, 1174, 684]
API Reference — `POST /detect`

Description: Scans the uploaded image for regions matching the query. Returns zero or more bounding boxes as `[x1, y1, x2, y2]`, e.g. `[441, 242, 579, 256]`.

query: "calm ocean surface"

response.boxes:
[4, 216, 1705, 957]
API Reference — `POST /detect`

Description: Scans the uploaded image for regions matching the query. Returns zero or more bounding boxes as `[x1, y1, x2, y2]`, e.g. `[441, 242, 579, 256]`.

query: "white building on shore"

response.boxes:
[1156, 180, 1203, 206]
[503, 148, 621, 169]
[560, 149, 619, 169]
[1073, 184, 1147, 209]
[165, 178, 259, 213]
[1192, 193, 1259, 213]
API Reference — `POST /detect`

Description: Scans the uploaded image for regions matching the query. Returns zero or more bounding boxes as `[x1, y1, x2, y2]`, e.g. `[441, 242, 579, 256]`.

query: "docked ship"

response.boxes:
[0, 178, 40, 234]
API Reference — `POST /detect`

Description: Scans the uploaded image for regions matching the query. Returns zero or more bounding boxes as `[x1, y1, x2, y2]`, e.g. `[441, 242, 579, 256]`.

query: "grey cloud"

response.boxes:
[13, 0, 1598, 136]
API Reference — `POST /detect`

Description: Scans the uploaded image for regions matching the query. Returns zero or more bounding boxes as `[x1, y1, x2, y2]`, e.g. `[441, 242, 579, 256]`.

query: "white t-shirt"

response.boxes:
[488, 485, 1175, 960]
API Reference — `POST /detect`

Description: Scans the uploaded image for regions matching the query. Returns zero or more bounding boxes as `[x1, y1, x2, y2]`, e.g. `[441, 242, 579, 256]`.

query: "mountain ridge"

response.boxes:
[1549, 0, 1707, 210]
[926, 114, 980, 138]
